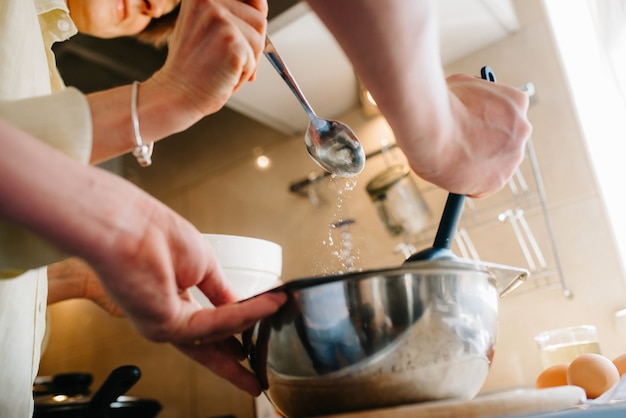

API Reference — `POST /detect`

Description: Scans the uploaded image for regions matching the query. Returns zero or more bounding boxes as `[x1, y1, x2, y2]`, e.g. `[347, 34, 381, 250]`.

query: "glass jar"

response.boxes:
[366, 165, 430, 240]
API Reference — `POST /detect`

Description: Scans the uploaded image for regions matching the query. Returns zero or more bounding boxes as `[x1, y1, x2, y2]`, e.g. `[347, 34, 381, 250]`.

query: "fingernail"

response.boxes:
[265, 291, 287, 303]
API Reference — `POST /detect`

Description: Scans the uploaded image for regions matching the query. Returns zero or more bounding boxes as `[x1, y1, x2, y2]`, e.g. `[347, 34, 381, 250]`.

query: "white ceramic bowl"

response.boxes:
[191, 234, 283, 306]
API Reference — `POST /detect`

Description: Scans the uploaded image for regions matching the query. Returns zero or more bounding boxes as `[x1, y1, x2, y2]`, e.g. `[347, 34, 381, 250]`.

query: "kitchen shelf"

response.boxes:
[288, 139, 571, 297]
[406, 139, 571, 297]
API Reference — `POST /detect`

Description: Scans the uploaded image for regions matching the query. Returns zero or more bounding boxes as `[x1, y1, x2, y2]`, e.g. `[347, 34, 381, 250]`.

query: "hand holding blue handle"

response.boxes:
[405, 66, 496, 262]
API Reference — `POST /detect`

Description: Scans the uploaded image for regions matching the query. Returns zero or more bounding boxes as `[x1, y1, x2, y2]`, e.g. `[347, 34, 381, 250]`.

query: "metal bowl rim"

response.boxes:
[259, 258, 527, 295]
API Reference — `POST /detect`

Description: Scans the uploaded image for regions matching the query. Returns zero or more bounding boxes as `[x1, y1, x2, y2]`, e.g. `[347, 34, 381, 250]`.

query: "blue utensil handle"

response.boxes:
[481, 66, 497, 82]
[432, 193, 465, 250]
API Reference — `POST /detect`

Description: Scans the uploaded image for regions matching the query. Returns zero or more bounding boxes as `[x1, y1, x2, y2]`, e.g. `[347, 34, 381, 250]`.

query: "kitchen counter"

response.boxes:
[324, 386, 586, 418]
[323, 376, 626, 418]
[518, 402, 626, 418]
[518, 374, 626, 417]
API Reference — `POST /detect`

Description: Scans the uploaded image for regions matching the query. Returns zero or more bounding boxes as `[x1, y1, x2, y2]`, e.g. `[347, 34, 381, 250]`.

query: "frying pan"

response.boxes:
[33, 365, 161, 418]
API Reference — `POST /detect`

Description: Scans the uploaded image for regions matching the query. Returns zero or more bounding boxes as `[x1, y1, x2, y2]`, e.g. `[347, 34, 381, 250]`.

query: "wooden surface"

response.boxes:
[323, 386, 586, 418]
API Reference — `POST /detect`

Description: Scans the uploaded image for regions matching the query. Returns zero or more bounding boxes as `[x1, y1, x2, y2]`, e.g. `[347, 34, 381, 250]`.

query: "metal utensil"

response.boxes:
[406, 66, 497, 262]
[263, 36, 365, 178]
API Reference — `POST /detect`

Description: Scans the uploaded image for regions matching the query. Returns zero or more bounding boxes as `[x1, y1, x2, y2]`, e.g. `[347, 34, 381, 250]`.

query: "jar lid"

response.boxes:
[365, 165, 410, 199]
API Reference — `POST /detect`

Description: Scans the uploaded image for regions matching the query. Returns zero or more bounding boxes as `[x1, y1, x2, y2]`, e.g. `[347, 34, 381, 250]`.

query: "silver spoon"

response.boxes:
[263, 36, 365, 178]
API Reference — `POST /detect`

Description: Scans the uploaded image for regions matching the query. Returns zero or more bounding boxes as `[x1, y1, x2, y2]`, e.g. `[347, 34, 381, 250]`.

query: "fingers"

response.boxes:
[216, 0, 267, 88]
[172, 291, 284, 397]
[172, 276, 284, 397]
[198, 274, 238, 307]
[237, 0, 269, 19]
[197, 252, 238, 307]
[227, 0, 269, 83]
[174, 337, 263, 396]
[438, 73, 532, 197]
[180, 292, 287, 343]
[177, 232, 238, 307]
[155, 0, 268, 115]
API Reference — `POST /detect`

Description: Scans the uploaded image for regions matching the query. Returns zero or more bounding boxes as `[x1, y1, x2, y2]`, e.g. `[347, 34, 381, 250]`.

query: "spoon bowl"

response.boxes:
[306, 119, 365, 177]
[264, 36, 365, 177]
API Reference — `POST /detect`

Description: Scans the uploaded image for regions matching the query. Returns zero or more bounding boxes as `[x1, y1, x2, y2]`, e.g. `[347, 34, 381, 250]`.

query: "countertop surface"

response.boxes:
[516, 402, 626, 418]
[325, 386, 586, 418]
[518, 375, 626, 418]
[305, 381, 626, 418]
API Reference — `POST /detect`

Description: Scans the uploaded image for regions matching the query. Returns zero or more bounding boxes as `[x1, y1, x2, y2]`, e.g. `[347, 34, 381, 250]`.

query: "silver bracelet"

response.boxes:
[130, 81, 154, 167]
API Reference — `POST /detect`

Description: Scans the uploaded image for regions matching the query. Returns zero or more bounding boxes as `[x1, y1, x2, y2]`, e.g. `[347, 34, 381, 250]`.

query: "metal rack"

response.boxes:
[287, 82, 571, 297]
[453, 139, 569, 296]
[288, 138, 571, 298]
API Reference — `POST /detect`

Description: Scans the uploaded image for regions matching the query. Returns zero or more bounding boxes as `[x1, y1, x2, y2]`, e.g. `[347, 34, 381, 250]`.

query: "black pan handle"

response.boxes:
[51, 372, 93, 396]
[90, 365, 141, 412]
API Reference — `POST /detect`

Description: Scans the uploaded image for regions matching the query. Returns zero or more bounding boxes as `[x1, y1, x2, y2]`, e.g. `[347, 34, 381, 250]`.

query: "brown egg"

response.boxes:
[567, 353, 620, 399]
[536, 364, 569, 389]
[613, 353, 626, 376]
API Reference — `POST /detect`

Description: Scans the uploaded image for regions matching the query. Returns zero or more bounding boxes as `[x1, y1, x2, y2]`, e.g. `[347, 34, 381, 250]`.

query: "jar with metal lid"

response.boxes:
[366, 165, 430, 240]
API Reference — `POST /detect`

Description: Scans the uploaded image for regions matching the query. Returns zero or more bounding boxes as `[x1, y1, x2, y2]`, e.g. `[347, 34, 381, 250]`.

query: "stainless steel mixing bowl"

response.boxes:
[242, 258, 527, 418]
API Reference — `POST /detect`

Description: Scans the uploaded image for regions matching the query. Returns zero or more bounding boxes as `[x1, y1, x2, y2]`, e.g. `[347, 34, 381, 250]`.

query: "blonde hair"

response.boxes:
[135, 5, 180, 49]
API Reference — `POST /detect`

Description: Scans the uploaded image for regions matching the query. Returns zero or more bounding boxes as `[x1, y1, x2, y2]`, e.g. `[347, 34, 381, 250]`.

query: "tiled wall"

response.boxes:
[40, 1, 626, 417]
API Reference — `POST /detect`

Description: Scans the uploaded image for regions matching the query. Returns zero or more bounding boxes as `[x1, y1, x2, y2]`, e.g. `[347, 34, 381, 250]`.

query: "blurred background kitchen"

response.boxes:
[40, 0, 626, 416]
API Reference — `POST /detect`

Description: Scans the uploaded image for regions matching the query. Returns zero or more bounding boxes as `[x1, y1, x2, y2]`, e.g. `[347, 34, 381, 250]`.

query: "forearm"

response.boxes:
[47, 257, 125, 316]
[87, 0, 269, 165]
[0, 114, 286, 396]
[86, 77, 202, 165]
[308, 0, 531, 196]
[307, 0, 453, 160]
[0, 118, 152, 265]
[47, 259, 86, 304]
[0, 89, 92, 163]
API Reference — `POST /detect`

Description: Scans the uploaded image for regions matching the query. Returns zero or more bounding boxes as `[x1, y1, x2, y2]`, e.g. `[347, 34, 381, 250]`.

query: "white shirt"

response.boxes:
[0, 0, 92, 415]
[0, 0, 92, 277]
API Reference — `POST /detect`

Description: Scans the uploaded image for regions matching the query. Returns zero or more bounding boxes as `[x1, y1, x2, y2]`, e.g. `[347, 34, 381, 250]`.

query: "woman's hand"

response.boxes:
[47, 229, 285, 396]
[76, 176, 286, 395]
[87, 0, 270, 166]
[1, 123, 285, 395]
[47, 257, 124, 317]
[150, 0, 268, 118]
[172, 295, 286, 395]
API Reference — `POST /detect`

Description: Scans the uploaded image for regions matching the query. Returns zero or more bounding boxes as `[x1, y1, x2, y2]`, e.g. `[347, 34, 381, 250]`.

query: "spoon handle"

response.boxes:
[263, 36, 318, 121]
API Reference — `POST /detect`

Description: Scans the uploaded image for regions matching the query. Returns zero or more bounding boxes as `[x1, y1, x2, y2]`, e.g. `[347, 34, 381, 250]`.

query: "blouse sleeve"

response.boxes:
[0, 87, 92, 163]
[0, 87, 92, 278]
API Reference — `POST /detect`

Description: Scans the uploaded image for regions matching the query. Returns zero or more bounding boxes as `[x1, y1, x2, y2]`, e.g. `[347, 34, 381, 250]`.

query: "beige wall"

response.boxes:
[40, 0, 626, 416]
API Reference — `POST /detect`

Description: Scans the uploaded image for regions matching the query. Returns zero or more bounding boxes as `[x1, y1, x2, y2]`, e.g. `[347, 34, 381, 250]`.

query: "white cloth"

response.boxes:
[0, 0, 92, 416]
[0, 269, 48, 416]
[0, 0, 92, 278]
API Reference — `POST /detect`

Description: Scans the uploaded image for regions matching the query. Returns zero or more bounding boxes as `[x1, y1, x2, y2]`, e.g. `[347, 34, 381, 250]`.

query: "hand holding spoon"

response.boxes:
[263, 36, 365, 178]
